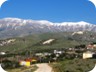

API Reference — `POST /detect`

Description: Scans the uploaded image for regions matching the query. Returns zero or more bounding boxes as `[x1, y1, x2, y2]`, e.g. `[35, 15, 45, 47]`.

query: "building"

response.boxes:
[19, 61, 30, 67]
[83, 51, 94, 59]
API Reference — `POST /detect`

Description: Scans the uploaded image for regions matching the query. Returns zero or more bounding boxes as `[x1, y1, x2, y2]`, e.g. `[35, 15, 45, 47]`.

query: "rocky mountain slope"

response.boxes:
[0, 18, 96, 38]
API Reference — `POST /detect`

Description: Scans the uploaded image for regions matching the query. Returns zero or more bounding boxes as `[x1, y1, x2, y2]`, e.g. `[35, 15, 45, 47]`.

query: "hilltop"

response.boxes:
[0, 18, 96, 39]
[0, 31, 96, 53]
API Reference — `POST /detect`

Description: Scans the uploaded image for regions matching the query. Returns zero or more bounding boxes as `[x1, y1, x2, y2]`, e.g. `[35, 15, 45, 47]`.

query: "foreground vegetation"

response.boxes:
[52, 58, 96, 72]
[0, 32, 96, 72]
[6, 65, 37, 72]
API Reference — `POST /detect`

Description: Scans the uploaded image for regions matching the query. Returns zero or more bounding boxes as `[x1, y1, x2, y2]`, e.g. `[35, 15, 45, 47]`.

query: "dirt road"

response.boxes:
[34, 63, 53, 72]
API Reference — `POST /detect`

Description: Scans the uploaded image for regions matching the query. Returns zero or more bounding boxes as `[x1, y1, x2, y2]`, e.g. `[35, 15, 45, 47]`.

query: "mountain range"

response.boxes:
[0, 18, 96, 38]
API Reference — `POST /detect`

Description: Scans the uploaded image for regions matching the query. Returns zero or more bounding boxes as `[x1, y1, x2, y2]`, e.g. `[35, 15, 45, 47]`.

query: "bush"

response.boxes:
[1, 59, 20, 69]
[52, 59, 95, 72]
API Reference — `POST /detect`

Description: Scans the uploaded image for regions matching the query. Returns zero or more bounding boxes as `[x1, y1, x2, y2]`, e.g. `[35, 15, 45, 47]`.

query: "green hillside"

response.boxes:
[0, 32, 96, 53]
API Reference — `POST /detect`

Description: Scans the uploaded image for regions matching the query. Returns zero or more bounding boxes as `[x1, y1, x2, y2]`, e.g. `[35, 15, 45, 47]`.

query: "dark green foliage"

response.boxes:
[0, 31, 95, 53]
[1, 59, 20, 69]
[52, 59, 96, 72]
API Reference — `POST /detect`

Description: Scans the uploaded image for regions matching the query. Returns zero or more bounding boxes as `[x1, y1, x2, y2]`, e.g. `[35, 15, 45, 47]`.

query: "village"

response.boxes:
[0, 38, 96, 71]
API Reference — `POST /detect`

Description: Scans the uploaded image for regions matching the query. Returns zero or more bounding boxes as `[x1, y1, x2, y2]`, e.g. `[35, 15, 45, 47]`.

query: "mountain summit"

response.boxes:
[0, 18, 96, 38]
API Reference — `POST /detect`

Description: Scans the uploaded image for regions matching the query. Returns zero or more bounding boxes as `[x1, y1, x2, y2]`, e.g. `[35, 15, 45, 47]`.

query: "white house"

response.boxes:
[83, 51, 94, 59]
[0, 52, 6, 55]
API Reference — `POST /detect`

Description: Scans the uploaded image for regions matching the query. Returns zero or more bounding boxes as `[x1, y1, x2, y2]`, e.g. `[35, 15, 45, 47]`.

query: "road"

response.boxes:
[34, 63, 53, 72]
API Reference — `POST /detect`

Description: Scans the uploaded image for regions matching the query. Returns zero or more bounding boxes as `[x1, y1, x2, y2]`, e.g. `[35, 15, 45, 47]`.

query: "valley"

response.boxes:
[0, 18, 96, 72]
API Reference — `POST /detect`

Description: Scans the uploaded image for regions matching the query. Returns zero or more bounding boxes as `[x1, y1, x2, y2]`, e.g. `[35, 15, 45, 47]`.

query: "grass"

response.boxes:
[0, 32, 96, 72]
[51, 58, 96, 72]
[0, 32, 95, 53]
[6, 65, 38, 72]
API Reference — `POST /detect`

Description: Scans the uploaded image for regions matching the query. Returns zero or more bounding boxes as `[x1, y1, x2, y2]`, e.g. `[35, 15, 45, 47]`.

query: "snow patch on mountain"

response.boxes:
[1, 18, 95, 27]
[0, 17, 96, 38]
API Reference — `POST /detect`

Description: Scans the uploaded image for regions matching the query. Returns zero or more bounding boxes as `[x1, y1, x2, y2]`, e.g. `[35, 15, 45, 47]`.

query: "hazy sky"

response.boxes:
[0, 0, 96, 24]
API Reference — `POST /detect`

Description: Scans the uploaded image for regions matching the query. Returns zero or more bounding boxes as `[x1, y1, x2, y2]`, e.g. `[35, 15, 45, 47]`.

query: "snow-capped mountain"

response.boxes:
[0, 18, 96, 38]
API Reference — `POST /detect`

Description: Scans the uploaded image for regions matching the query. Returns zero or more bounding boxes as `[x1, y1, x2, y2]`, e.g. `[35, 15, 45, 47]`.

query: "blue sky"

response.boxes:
[0, 0, 96, 24]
